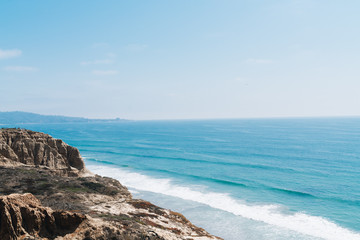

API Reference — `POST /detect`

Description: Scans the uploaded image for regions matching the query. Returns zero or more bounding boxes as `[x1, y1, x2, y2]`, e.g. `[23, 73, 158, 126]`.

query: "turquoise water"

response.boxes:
[5, 118, 360, 240]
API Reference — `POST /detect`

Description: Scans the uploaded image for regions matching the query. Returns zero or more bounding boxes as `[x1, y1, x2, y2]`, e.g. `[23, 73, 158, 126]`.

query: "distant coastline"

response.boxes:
[0, 111, 127, 124]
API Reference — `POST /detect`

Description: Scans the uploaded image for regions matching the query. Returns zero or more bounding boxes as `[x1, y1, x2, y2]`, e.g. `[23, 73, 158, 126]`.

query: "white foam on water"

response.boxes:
[129, 189, 140, 194]
[87, 164, 360, 240]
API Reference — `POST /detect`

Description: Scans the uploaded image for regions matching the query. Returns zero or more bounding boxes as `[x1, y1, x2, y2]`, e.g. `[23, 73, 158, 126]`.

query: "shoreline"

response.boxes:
[87, 162, 360, 240]
[2, 122, 360, 240]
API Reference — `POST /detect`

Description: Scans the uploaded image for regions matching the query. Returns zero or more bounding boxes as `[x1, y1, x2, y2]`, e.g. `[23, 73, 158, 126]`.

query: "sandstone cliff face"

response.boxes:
[0, 192, 167, 240]
[0, 128, 85, 175]
[0, 193, 85, 240]
[0, 128, 222, 240]
[0, 165, 221, 240]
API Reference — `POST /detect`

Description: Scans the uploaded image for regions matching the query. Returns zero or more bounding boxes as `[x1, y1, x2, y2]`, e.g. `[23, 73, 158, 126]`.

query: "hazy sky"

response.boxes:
[1, 1, 359, 120]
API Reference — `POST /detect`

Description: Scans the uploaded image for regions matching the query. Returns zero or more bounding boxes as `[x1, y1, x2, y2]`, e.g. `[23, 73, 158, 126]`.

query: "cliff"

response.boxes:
[0, 193, 85, 239]
[0, 128, 221, 240]
[0, 128, 85, 176]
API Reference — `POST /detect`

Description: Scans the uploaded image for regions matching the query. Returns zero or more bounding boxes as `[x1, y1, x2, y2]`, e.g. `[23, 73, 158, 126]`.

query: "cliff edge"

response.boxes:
[0, 128, 86, 176]
[0, 128, 221, 240]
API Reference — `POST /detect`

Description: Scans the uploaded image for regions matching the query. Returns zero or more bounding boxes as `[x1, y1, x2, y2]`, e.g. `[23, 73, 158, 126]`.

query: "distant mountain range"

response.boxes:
[0, 111, 126, 124]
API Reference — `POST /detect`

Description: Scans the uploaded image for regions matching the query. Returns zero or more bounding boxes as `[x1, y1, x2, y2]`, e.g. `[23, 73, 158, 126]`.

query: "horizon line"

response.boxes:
[1, 111, 360, 122]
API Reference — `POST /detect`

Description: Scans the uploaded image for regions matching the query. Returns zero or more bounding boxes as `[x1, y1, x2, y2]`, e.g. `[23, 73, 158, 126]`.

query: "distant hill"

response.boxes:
[0, 111, 125, 124]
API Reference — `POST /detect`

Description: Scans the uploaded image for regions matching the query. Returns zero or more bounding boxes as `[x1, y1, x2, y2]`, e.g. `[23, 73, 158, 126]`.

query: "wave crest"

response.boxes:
[87, 164, 360, 240]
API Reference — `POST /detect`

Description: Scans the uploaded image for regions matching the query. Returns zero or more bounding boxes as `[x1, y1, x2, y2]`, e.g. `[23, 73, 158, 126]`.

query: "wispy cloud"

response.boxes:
[245, 58, 273, 64]
[3, 66, 37, 72]
[0, 49, 22, 59]
[81, 59, 113, 65]
[92, 70, 118, 75]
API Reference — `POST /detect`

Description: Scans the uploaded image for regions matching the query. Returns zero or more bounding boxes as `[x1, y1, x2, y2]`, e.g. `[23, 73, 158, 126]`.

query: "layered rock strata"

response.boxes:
[0, 193, 85, 240]
[0, 128, 85, 176]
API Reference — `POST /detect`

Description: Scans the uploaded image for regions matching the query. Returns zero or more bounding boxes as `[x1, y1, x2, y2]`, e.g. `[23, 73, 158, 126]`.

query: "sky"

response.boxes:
[1, 0, 360, 120]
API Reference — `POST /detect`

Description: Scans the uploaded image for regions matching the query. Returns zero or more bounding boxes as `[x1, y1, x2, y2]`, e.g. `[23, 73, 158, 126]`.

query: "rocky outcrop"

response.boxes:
[0, 193, 86, 240]
[0, 192, 167, 240]
[0, 128, 222, 240]
[0, 128, 85, 176]
[0, 166, 220, 240]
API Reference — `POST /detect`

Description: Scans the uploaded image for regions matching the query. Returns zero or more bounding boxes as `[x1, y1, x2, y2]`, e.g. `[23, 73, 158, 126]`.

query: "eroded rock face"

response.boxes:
[0, 129, 222, 240]
[0, 193, 86, 240]
[0, 128, 85, 175]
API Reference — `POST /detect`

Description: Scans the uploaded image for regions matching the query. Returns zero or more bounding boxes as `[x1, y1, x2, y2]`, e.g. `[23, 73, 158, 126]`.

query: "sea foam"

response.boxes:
[87, 164, 360, 240]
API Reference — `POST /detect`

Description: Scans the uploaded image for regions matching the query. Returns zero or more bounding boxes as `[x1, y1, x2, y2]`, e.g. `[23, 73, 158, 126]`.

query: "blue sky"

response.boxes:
[1, 0, 359, 120]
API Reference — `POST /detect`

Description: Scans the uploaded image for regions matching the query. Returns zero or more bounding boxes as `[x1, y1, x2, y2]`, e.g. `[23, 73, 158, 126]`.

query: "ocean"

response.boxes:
[5, 118, 360, 240]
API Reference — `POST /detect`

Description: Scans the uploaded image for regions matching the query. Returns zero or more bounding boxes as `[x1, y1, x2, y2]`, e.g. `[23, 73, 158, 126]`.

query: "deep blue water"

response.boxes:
[4, 118, 360, 240]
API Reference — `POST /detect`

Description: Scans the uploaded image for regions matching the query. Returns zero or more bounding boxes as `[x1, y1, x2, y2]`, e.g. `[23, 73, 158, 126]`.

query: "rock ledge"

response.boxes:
[0, 128, 86, 176]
